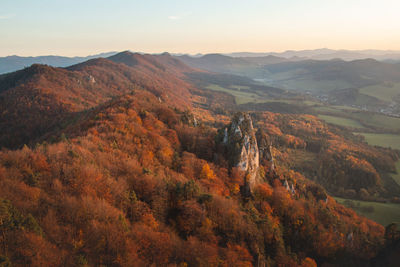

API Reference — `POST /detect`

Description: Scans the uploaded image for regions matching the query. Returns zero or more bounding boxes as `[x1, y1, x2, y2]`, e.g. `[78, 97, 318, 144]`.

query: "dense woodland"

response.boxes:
[252, 112, 400, 200]
[0, 52, 399, 266]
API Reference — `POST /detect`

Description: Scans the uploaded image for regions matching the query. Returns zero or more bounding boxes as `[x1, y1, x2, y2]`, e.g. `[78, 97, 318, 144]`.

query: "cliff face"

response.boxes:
[221, 112, 260, 193]
[256, 129, 275, 175]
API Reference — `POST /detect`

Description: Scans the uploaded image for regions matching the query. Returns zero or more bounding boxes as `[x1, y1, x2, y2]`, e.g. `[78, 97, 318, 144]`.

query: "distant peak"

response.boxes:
[114, 50, 134, 57]
[107, 51, 143, 67]
[203, 53, 226, 57]
[351, 58, 378, 64]
[109, 51, 147, 59]
[65, 57, 114, 71]
[26, 63, 54, 73]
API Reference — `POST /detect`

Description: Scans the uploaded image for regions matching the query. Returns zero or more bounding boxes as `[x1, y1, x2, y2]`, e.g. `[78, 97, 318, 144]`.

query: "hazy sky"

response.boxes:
[1, 0, 400, 56]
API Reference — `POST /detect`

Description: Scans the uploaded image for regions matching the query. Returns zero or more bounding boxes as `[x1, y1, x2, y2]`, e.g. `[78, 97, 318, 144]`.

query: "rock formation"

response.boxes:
[256, 129, 275, 175]
[219, 112, 260, 193]
[181, 110, 198, 127]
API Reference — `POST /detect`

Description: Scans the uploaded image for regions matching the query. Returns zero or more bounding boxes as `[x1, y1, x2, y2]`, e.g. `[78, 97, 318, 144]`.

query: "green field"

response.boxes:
[355, 132, 400, 150]
[330, 105, 361, 111]
[266, 72, 352, 93]
[302, 100, 321, 106]
[206, 84, 263, 104]
[392, 160, 400, 186]
[359, 82, 400, 103]
[314, 105, 360, 115]
[314, 106, 400, 131]
[229, 85, 250, 90]
[317, 114, 365, 128]
[314, 106, 344, 114]
[349, 113, 400, 130]
[334, 197, 400, 226]
[206, 84, 329, 106]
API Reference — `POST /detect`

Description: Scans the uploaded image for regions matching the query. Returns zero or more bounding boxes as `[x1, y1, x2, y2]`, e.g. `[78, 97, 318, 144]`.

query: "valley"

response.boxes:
[190, 67, 400, 150]
[0, 51, 399, 266]
[179, 54, 400, 116]
[180, 56, 400, 231]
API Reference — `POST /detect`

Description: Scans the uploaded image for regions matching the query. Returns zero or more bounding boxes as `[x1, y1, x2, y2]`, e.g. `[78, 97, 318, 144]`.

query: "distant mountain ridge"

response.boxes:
[226, 48, 400, 61]
[3, 49, 400, 75]
[177, 53, 400, 115]
[177, 53, 400, 83]
[0, 52, 118, 74]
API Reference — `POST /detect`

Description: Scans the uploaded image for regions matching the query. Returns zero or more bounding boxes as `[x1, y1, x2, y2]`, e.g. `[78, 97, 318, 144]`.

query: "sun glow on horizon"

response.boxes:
[0, 0, 399, 57]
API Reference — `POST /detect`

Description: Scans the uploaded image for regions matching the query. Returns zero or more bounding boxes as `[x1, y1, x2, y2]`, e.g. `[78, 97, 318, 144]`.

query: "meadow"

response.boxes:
[334, 197, 400, 226]
[206, 84, 265, 104]
[314, 107, 400, 131]
[391, 160, 400, 186]
[317, 114, 365, 128]
[350, 112, 400, 130]
[355, 132, 400, 150]
[359, 82, 400, 103]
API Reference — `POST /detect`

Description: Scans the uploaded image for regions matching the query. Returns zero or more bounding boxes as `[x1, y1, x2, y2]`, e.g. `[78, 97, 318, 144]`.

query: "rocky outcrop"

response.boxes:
[219, 112, 260, 193]
[181, 110, 198, 127]
[256, 129, 275, 174]
[284, 179, 296, 195]
[85, 75, 96, 84]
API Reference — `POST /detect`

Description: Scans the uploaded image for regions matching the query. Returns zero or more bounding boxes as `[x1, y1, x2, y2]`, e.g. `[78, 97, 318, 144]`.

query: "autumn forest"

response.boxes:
[0, 51, 399, 267]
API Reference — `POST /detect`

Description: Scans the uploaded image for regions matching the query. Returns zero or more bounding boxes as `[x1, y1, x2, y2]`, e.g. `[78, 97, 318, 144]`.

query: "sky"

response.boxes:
[1, 0, 400, 56]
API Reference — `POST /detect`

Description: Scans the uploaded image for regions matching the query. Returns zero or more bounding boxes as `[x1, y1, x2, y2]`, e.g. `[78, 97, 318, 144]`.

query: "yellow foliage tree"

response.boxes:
[200, 163, 215, 180]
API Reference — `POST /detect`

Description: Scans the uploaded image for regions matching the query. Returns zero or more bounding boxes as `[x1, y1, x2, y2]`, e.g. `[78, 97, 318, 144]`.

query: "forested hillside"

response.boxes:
[0, 52, 195, 149]
[0, 52, 398, 266]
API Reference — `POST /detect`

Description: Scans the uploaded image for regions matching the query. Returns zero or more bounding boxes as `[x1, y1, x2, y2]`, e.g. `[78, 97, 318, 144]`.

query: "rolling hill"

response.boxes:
[178, 54, 400, 115]
[0, 51, 199, 149]
[1, 51, 400, 266]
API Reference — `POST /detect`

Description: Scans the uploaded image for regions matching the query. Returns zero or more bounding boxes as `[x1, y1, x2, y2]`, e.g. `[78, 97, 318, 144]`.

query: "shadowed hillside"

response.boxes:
[0, 52, 199, 149]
